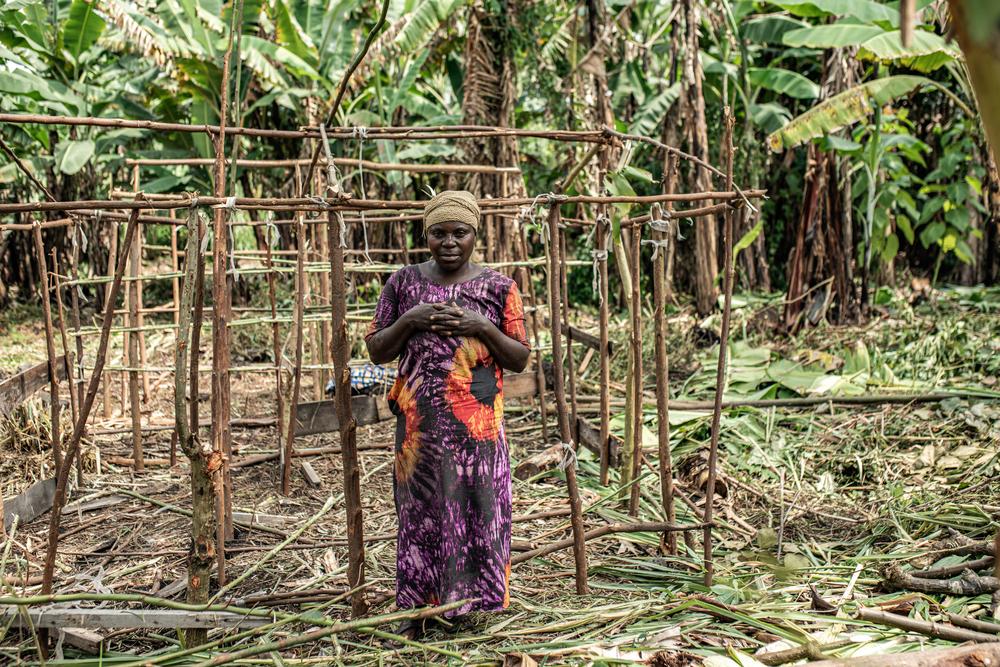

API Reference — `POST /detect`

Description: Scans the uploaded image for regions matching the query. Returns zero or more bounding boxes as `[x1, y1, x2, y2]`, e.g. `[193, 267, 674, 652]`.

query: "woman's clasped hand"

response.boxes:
[406, 301, 489, 337]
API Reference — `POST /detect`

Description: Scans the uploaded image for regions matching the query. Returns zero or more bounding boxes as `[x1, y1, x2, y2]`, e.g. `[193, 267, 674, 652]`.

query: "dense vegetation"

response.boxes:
[0, 0, 997, 321]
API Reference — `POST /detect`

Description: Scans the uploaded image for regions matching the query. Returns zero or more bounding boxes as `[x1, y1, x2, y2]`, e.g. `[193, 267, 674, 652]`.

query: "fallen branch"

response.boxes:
[946, 613, 1000, 636]
[884, 563, 1000, 596]
[912, 555, 994, 579]
[856, 607, 999, 643]
[807, 642, 1000, 667]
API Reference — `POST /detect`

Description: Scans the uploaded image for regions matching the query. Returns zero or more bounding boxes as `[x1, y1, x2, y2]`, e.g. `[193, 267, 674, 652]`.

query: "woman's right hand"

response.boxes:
[404, 302, 455, 333]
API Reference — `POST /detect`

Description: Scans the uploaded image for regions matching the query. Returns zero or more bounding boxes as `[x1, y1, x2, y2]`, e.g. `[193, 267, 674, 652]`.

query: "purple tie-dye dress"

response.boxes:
[365, 264, 529, 617]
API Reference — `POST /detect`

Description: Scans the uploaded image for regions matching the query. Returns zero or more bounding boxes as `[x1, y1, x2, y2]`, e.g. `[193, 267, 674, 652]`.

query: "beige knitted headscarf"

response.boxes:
[423, 190, 480, 234]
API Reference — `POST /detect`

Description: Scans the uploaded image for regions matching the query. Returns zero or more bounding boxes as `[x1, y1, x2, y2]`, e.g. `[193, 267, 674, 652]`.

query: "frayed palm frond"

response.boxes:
[98, 0, 174, 68]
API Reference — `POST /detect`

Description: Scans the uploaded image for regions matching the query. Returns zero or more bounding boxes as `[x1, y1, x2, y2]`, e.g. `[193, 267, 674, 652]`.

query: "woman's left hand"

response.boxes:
[429, 302, 489, 337]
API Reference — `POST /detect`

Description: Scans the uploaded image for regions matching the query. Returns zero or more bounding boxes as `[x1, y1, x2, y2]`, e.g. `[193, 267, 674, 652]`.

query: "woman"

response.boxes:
[365, 190, 531, 640]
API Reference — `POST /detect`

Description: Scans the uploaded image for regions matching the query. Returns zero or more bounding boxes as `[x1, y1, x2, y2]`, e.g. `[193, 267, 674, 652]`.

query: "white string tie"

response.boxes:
[212, 195, 236, 210]
[352, 126, 369, 140]
[199, 212, 212, 255]
[306, 195, 331, 209]
[591, 248, 608, 296]
[641, 238, 672, 260]
[335, 210, 347, 249]
[557, 442, 577, 471]
[266, 221, 280, 248]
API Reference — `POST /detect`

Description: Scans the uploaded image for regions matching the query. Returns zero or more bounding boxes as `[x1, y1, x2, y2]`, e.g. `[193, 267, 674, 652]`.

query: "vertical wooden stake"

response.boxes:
[518, 225, 548, 442]
[652, 219, 676, 554]
[103, 221, 118, 419]
[171, 210, 181, 327]
[328, 211, 368, 618]
[32, 221, 61, 472]
[264, 223, 284, 461]
[67, 224, 87, 478]
[43, 208, 142, 596]
[51, 250, 81, 481]
[597, 212, 612, 486]
[282, 213, 306, 496]
[628, 224, 643, 516]
[546, 203, 589, 595]
[133, 165, 150, 403]
[128, 220, 144, 472]
[703, 108, 736, 587]
[559, 228, 579, 441]
[175, 207, 217, 649]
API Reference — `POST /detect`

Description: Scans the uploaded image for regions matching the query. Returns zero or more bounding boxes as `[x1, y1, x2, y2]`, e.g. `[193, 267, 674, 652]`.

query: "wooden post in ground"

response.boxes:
[264, 223, 284, 461]
[281, 212, 306, 496]
[103, 221, 118, 419]
[67, 227, 87, 478]
[628, 223, 643, 516]
[132, 165, 150, 403]
[545, 203, 589, 594]
[32, 221, 61, 472]
[51, 250, 81, 481]
[652, 211, 676, 554]
[518, 224, 548, 442]
[174, 207, 217, 648]
[329, 210, 368, 617]
[212, 22, 237, 571]
[33, 225, 61, 467]
[128, 217, 144, 471]
[596, 211, 611, 486]
[703, 108, 736, 587]
[42, 208, 142, 596]
[559, 228, 579, 442]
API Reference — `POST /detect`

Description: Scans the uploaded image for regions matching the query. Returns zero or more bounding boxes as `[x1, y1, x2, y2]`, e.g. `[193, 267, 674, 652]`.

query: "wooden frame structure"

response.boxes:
[0, 108, 761, 621]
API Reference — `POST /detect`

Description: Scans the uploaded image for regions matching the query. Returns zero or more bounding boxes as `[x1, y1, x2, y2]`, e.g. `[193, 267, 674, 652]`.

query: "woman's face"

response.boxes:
[427, 220, 476, 272]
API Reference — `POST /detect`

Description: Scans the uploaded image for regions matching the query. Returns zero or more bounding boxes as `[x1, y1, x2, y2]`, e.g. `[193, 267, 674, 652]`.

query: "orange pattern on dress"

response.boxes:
[444, 338, 502, 442]
[393, 377, 423, 483]
[502, 283, 529, 346]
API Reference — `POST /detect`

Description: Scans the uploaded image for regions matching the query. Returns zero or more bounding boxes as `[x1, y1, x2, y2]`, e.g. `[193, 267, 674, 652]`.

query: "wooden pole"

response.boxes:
[51, 250, 81, 481]
[560, 228, 579, 442]
[32, 222, 61, 472]
[281, 213, 306, 496]
[328, 210, 368, 617]
[652, 216, 676, 554]
[42, 208, 142, 595]
[264, 224, 284, 462]
[596, 213, 611, 486]
[128, 218, 144, 471]
[103, 221, 118, 419]
[518, 224, 549, 443]
[703, 108, 736, 587]
[628, 223, 643, 516]
[545, 204, 589, 594]
[133, 166, 151, 403]
[171, 211, 181, 327]
[175, 207, 218, 649]
[212, 10, 237, 566]
[67, 227, 87, 479]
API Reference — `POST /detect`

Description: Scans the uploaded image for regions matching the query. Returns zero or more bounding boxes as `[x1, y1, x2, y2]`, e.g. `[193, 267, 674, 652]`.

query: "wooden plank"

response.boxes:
[561, 324, 613, 356]
[300, 461, 322, 487]
[3, 478, 56, 531]
[505, 371, 540, 399]
[3, 608, 270, 630]
[293, 395, 390, 437]
[0, 355, 68, 418]
[61, 628, 104, 654]
[577, 416, 619, 467]
[231, 511, 296, 528]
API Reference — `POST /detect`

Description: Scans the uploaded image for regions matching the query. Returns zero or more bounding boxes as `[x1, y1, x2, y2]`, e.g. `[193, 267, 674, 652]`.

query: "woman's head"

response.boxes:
[423, 190, 479, 272]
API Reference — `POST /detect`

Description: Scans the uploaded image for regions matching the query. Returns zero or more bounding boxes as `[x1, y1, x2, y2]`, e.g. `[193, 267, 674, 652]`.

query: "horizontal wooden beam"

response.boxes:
[2, 608, 270, 629]
[0, 355, 68, 418]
